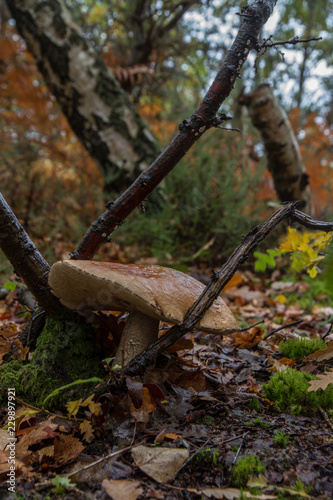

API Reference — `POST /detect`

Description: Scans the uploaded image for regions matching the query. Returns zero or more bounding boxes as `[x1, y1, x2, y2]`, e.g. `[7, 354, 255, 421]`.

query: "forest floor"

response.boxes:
[0, 266, 332, 500]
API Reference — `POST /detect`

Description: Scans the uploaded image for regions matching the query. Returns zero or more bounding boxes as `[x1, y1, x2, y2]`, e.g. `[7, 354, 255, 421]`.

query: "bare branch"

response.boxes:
[261, 35, 322, 49]
[73, 0, 278, 260]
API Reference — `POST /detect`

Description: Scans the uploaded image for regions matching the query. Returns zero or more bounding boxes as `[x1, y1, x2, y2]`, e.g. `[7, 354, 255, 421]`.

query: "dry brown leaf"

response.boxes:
[102, 479, 143, 500]
[37, 445, 54, 460]
[130, 387, 156, 414]
[307, 371, 333, 392]
[16, 417, 58, 456]
[308, 342, 333, 361]
[53, 434, 85, 466]
[167, 338, 193, 353]
[80, 420, 94, 443]
[188, 487, 277, 499]
[231, 326, 263, 349]
[131, 445, 189, 483]
[0, 450, 30, 480]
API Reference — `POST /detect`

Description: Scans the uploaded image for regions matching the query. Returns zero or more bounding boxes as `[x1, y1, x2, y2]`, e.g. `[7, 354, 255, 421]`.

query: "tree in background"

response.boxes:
[1, 0, 332, 268]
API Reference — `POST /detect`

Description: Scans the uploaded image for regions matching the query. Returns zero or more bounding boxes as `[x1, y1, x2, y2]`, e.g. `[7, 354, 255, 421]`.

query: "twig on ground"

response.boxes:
[264, 320, 303, 340]
[318, 406, 333, 433]
[322, 319, 333, 340]
[233, 431, 250, 464]
[66, 443, 140, 479]
[239, 320, 264, 332]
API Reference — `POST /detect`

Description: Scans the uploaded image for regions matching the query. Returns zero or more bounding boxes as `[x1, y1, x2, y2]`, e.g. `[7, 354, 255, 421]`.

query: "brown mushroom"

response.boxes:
[48, 261, 238, 366]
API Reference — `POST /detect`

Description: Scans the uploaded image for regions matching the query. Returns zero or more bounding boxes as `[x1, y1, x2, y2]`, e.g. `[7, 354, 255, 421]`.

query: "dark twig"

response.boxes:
[264, 320, 303, 340]
[239, 320, 264, 332]
[318, 406, 333, 432]
[261, 35, 322, 49]
[322, 318, 333, 340]
[233, 431, 250, 464]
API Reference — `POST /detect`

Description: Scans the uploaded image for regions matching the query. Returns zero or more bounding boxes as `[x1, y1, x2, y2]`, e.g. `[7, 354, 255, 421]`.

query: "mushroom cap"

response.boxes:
[48, 261, 238, 334]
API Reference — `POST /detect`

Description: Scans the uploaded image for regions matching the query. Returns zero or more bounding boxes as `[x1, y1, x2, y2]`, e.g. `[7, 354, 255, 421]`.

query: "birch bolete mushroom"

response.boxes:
[48, 261, 238, 366]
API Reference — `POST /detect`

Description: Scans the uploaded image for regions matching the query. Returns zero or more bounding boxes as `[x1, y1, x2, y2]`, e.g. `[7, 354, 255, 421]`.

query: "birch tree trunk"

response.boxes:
[6, 0, 161, 198]
[239, 84, 313, 215]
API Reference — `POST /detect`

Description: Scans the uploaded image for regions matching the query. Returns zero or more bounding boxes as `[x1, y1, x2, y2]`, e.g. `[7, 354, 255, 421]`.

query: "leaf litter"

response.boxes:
[0, 271, 332, 499]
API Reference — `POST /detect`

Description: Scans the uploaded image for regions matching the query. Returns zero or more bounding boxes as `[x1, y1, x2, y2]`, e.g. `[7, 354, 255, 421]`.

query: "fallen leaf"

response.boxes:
[222, 271, 243, 291]
[308, 342, 333, 361]
[131, 445, 189, 483]
[81, 394, 101, 416]
[0, 450, 29, 480]
[66, 399, 83, 418]
[307, 371, 333, 392]
[16, 417, 58, 456]
[102, 479, 143, 500]
[80, 420, 94, 443]
[231, 326, 263, 349]
[167, 337, 193, 353]
[37, 445, 54, 460]
[53, 434, 85, 466]
[130, 387, 156, 414]
[188, 487, 277, 499]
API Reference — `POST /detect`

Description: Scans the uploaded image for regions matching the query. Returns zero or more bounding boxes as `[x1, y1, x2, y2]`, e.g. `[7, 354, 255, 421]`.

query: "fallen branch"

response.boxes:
[72, 0, 278, 260]
[124, 202, 333, 376]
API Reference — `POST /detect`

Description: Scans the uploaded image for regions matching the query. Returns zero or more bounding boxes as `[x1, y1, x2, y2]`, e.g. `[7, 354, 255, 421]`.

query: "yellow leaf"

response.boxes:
[66, 399, 82, 417]
[307, 266, 317, 278]
[80, 420, 95, 443]
[276, 294, 287, 305]
[81, 394, 101, 416]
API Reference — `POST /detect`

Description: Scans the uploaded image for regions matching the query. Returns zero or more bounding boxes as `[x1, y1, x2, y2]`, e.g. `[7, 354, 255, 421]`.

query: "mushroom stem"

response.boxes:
[113, 311, 160, 368]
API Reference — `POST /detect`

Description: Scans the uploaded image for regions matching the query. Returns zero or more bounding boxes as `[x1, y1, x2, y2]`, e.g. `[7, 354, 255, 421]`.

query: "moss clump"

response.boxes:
[231, 455, 265, 487]
[195, 448, 220, 466]
[273, 430, 290, 448]
[262, 368, 333, 414]
[279, 337, 327, 360]
[0, 316, 104, 411]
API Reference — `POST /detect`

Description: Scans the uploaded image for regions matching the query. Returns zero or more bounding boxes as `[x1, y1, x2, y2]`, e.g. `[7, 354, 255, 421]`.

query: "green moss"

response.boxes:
[195, 448, 220, 466]
[0, 316, 104, 411]
[262, 368, 333, 414]
[231, 455, 265, 487]
[273, 430, 290, 448]
[279, 337, 327, 359]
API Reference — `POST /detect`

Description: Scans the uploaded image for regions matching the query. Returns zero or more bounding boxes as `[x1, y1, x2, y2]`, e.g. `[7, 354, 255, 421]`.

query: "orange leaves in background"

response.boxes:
[137, 100, 176, 143]
[289, 109, 333, 215]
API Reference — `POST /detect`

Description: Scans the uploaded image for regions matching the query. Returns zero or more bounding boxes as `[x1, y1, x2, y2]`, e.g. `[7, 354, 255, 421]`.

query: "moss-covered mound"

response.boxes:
[0, 316, 105, 410]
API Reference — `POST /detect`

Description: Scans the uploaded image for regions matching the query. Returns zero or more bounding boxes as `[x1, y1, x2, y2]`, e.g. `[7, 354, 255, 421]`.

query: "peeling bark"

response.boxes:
[6, 0, 161, 197]
[239, 84, 313, 215]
